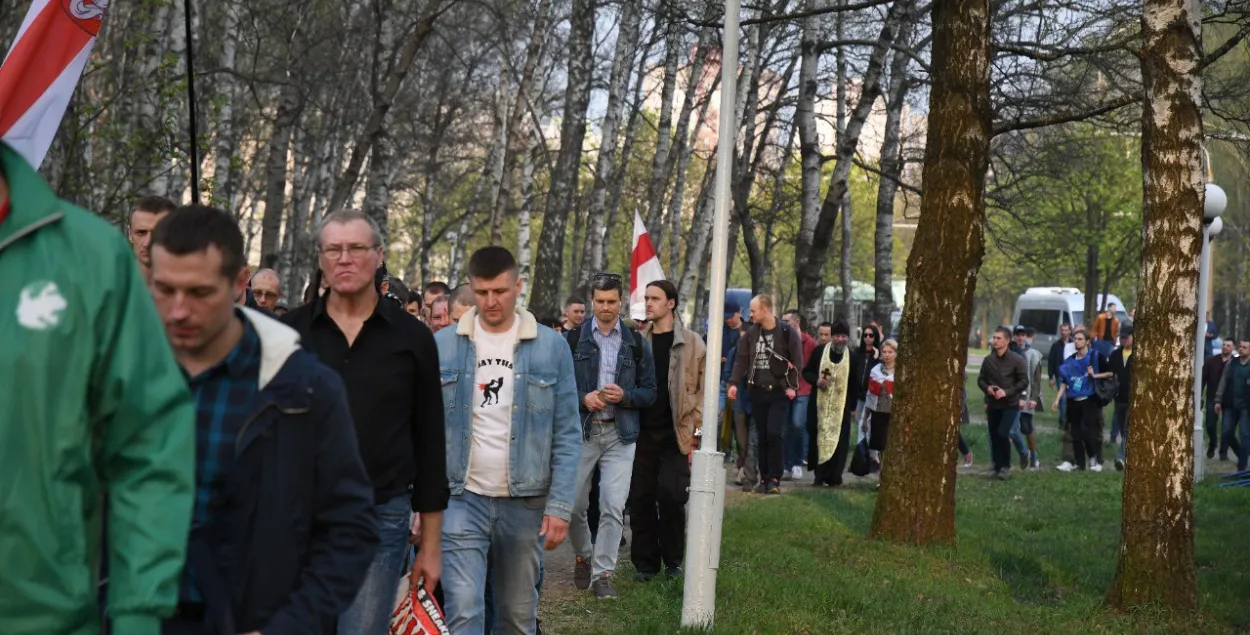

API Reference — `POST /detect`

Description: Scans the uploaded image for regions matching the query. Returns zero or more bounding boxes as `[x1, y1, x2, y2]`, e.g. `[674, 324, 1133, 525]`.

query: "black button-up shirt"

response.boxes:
[283, 294, 448, 513]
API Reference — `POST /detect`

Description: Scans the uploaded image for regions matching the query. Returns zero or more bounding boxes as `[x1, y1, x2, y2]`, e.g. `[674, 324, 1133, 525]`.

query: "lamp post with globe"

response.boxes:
[1195, 183, 1227, 483]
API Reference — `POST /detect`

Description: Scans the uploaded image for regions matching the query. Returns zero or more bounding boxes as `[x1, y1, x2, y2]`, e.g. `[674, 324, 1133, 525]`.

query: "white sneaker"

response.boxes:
[734, 467, 745, 486]
[1090, 462, 1104, 473]
[1057, 461, 1075, 472]
[792, 466, 804, 480]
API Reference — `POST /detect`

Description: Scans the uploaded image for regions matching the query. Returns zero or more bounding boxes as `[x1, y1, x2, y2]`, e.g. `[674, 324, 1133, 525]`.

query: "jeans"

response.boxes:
[1114, 402, 1129, 462]
[1008, 411, 1028, 459]
[785, 395, 810, 469]
[442, 491, 545, 635]
[483, 537, 546, 635]
[628, 427, 691, 575]
[1067, 398, 1103, 468]
[750, 388, 790, 483]
[1229, 407, 1250, 471]
[1221, 406, 1244, 462]
[1095, 339, 1114, 359]
[338, 494, 413, 635]
[986, 407, 1020, 472]
[570, 422, 636, 582]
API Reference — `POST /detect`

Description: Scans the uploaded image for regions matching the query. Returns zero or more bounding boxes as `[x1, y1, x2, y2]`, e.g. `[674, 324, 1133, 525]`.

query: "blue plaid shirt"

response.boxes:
[184, 312, 261, 598]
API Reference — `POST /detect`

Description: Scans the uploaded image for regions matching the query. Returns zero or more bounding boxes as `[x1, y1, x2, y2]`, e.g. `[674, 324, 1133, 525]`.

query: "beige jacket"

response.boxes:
[643, 321, 708, 455]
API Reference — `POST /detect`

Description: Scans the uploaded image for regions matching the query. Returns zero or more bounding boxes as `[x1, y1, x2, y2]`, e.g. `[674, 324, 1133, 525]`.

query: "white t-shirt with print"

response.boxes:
[465, 317, 519, 497]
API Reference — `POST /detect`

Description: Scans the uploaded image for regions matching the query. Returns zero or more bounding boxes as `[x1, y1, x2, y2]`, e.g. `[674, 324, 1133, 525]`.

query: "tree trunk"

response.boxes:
[517, 138, 539, 308]
[601, 28, 659, 273]
[794, 0, 909, 335]
[835, 0, 851, 320]
[869, 0, 991, 545]
[528, 0, 596, 318]
[364, 128, 393, 239]
[577, 0, 641, 287]
[259, 80, 303, 270]
[1106, 0, 1202, 611]
[666, 51, 719, 276]
[643, 10, 682, 237]
[873, 23, 912, 326]
[212, 0, 239, 207]
[678, 154, 718, 318]
[448, 212, 472, 285]
[796, 0, 823, 327]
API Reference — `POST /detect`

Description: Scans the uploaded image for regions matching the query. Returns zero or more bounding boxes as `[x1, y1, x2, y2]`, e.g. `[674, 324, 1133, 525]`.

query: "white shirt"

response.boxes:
[465, 317, 519, 497]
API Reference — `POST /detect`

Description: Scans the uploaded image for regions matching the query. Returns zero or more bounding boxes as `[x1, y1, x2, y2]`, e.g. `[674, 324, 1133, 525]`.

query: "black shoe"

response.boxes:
[1207, 448, 1216, 459]
[754, 481, 768, 495]
[635, 571, 658, 583]
[665, 566, 683, 578]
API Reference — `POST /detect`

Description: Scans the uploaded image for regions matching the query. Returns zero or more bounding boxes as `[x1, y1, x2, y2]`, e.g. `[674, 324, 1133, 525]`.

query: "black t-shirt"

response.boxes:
[752, 327, 779, 387]
[645, 331, 675, 428]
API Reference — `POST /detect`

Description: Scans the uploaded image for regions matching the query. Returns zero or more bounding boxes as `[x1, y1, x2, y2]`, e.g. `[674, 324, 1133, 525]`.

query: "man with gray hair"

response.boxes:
[249, 267, 283, 313]
[282, 210, 448, 635]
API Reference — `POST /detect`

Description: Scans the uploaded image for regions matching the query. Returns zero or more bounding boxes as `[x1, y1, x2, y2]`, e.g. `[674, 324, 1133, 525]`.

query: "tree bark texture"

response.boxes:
[869, 0, 992, 545]
[873, 25, 912, 326]
[644, 11, 683, 237]
[1107, 0, 1203, 611]
[529, 0, 596, 318]
[796, 0, 823, 327]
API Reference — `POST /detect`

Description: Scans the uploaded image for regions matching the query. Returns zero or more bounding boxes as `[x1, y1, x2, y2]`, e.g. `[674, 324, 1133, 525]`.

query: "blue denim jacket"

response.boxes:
[436, 309, 583, 521]
[569, 318, 658, 444]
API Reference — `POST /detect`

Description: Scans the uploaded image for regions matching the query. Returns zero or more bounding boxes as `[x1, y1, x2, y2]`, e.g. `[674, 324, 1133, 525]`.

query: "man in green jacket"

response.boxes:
[0, 142, 196, 635]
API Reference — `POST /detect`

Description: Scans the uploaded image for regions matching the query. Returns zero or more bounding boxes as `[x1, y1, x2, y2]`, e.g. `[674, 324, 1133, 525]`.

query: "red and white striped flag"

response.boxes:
[0, 0, 110, 167]
[629, 210, 664, 321]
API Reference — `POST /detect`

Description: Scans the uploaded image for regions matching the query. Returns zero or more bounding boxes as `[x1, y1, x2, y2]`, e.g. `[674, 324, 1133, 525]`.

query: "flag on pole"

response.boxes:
[629, 211, 664, 321]
[0, 0, 110, 167]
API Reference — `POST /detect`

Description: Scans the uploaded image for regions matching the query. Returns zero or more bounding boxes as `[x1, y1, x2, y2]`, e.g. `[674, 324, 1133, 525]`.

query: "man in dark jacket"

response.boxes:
[150, 205, 377, 634]
[1203, 340, 1235, 459]
[1107, 326, 1134, 471]
[1214, 338, 1250, 472]
[728, 294, 802, 494]
[977, 327, 1029, 479]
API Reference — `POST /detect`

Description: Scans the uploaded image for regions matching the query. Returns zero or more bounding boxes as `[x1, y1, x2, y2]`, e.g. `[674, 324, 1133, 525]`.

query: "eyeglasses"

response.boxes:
[252, 290, 280, 300]
[320, 244, 378, 259]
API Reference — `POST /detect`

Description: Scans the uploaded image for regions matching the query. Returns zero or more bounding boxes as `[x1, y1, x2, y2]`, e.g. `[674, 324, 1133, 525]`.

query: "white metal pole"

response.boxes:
[1194, 225, 1211, 483]
[682, 0, 739, 628]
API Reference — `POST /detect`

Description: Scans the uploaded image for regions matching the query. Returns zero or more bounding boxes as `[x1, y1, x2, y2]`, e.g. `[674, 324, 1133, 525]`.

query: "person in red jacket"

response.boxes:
[782, 309, 818, 480]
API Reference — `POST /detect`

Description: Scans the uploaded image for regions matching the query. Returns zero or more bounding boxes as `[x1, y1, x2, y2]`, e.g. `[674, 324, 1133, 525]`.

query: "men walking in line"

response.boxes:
[1214, 338, 1250, 473]
[569, 273, 656, 599]
[1107, 326, 1135, 471]
[632, 281, 706, 582]
[248, 267, 283, 313]
[728, 295, 801, 494]
[283, 210, 447, 635]
[978, 327, 1029, 480]
[0, 142, 196, 635]
[150, 205, 377, 634]
[436, 246, 581, 634]
[802, 321, 862, 487]
[781, 309, 817, 480]
[128, 194, 177, 282]
[1203, 340, 1237, 460]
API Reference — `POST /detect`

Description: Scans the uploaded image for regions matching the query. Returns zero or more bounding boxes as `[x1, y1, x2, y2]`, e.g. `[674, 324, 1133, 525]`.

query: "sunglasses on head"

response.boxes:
[593, 272, 623, 284]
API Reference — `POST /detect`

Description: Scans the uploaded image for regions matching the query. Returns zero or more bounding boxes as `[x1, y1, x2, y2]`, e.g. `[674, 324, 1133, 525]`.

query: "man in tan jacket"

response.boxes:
[630, 280, 706, 582]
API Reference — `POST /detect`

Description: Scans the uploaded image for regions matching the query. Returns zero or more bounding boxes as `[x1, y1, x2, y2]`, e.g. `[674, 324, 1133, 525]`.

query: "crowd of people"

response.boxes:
[5, 143, 1248, 635]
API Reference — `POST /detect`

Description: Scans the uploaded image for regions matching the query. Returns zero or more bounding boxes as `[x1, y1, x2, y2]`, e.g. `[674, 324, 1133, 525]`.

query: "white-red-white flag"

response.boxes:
[0, 0, 109, 167]
[629, 211, 664, 321]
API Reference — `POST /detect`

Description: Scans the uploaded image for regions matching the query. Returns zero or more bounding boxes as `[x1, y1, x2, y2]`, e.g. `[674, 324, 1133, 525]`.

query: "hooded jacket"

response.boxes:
[643, 321, 708, 455]
[0, 142, 196, 635]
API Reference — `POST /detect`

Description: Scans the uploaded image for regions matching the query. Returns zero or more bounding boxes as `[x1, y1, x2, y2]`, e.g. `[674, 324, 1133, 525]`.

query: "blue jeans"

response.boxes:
[483, 536, 546, 635]
[1009, 411, 1028, 458]
[338, 494, 413, 635]
[443, 491, 546, 635]
[1230, 407, 1250, 471]
[785, 395, 810, 470]
[571, 422, 636, 581]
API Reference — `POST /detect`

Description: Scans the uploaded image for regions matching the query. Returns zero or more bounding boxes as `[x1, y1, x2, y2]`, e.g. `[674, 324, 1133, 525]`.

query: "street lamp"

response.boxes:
[1195, 182, 1227, 483]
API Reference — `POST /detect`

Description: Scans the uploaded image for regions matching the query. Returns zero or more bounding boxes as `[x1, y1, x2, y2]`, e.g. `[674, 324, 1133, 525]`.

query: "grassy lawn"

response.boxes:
[539, 379, 1250, 634]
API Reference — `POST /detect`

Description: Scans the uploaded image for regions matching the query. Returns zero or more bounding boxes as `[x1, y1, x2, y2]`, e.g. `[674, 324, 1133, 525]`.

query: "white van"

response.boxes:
[1011, 287, 1128, 356]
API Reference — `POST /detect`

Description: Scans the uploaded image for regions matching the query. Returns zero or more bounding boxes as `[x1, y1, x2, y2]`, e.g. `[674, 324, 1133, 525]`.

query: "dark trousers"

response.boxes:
[986, 407, 1020, 472]
[958, 433, 970, 456]
[628, 427, 691, 574]
[750, 387, 790, 483]
[1206, 398, 1220, 455]
[868, 411, 892, 452]
[813, 413, 853, 486]
[1067, 398, 1103, 468]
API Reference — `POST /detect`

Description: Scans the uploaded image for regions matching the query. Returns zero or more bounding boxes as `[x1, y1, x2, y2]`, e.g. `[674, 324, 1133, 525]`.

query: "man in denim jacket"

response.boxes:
[435, 247, 582, 635]
[567, 273, 657, 599]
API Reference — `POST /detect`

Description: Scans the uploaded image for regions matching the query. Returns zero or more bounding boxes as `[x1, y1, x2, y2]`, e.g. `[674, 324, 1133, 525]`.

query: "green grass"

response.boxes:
[540, 385, 1250, 635]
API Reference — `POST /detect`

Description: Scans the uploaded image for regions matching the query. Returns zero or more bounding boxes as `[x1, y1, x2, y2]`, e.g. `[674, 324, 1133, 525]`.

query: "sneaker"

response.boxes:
[1090, 462, 1104, 473]
[574, 557, 591, 590]
[781, 469, 794, 481]
[1056, 461, 1075, 472]
[1207, 447, 1215, 459]
[963, 452, 974, 468]
[792, 465, 804, 480]
[1114, 458, 1125, 471]
[664, 566, 683, 578]
[754, 481, 768, 495]
[591, 576, 619, 600]
[768, 479, 782, 494]
[1019, 453, 1030, 470]
[734, 467, 745, 485]
[995, 469, 1011, 481]
[1029, 457, 1041, 471]
[635, 571, 657, 583]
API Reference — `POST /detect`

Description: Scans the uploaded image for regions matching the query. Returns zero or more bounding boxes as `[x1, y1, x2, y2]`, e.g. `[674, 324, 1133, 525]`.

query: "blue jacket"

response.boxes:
[436, 309, 583, 521]
[205, 309, 378, 635]
[568, 318, 657, 444]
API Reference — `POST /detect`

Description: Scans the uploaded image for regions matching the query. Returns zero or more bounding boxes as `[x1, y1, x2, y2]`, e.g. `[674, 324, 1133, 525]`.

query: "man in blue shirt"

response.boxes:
[150, 205, 376, 634]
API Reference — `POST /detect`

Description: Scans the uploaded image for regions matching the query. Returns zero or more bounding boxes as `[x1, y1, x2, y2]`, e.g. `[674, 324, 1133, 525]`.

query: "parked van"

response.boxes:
[1011, 287, 1128, 356]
